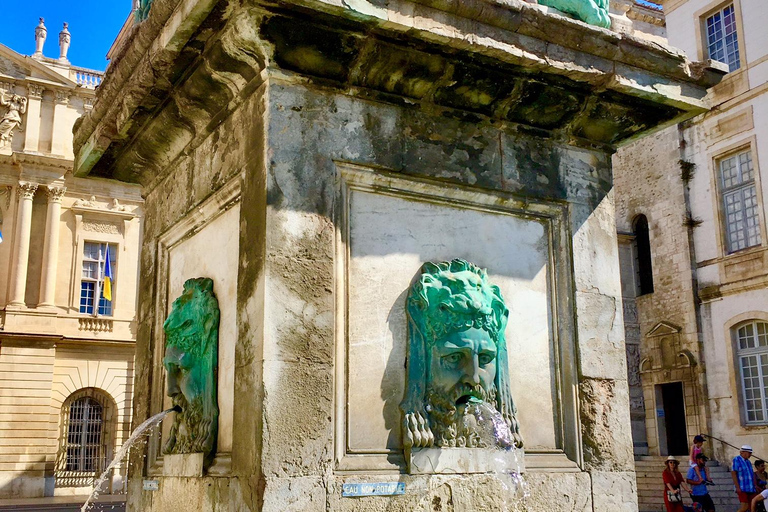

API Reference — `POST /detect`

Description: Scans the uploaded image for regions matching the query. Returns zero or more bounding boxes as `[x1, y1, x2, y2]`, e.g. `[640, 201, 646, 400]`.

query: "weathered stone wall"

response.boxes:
[613, 125, 708, 457]
[124, 70, 638, 509]
[126, 83, 268, 511]
[72, 0, 723, 510]
[261, 79, 635, 510]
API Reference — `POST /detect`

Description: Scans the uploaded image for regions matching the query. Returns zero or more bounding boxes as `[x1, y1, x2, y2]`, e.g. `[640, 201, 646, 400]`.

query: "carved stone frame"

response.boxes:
[333, 162, 582, 473]
[145, 176, 241, 477]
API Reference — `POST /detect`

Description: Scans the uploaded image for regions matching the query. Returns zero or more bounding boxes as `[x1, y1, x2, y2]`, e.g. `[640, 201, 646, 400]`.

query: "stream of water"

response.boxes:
[463, 398, 529, 510]
[80, 407, 179, 512]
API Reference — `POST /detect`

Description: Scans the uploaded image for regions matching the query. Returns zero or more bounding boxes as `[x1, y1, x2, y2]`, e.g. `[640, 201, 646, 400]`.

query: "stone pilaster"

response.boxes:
[51, 91, 70, 157]
[23, 85, 44, 153]
[8, 182, 38, 306]
[38, 185, 66, 307]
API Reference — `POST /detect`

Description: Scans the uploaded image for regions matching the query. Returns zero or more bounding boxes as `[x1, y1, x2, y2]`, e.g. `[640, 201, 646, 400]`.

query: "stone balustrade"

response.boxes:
[72, 67, 103, 89]
[78, 317, 114, 333]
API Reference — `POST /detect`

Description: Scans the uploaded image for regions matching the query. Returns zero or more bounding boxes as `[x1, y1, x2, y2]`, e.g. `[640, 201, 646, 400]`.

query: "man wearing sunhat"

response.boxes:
[687, 452, 716, 512]
[734, 445, 758, 512]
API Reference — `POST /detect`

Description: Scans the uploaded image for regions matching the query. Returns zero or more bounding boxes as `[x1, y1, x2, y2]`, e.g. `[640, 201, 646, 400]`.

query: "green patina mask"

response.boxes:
[401, 259, 523, 450]
[163, 278, 219, 463]
[538, 0, 611, 28]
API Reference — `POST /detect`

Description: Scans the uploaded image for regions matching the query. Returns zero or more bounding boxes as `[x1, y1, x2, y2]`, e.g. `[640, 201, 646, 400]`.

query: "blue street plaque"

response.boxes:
[342, 482, 406, 497]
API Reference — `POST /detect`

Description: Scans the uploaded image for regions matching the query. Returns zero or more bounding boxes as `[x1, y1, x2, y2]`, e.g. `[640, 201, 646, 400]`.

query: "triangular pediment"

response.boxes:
[646, 321, 681, 337]
[0, 52, 27, 80]
[0, 43, 77, 88]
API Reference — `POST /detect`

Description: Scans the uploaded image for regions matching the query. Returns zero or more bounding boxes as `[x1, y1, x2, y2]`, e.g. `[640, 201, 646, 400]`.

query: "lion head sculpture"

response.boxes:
[163, 277, 220, 463]
[401, 259, 523, 452]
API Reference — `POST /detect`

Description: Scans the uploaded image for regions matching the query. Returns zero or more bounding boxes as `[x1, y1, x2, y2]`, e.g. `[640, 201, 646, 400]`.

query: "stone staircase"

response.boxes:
[636, 456, 741, 511]
[0, 496, 124, 512]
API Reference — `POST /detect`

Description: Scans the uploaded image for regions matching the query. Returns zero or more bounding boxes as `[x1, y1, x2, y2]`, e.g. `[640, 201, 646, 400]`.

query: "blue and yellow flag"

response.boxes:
[102, 245, 113, 301]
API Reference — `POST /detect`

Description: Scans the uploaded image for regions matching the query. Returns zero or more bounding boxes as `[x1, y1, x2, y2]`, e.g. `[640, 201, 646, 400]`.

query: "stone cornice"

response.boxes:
[626, 3, 665, 25]
[0, 76, 97, 102]
[11, 151, 74, 171]
[72, 0, 219, 166]
[0, 329, 137, 346]
[70, 204, 138, 220]
[73, 0, 726, 185]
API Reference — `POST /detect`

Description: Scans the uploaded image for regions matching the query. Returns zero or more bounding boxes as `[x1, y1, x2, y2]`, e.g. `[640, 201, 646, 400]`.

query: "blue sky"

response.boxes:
[3, 1, 132, 71]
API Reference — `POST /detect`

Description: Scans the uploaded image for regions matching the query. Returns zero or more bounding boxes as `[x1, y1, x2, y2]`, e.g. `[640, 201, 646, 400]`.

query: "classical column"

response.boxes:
[8, 182, 38, 306]
[51, 91, 71, 157]
[38, 185, 66, 307]
[23, 85, 44, 153]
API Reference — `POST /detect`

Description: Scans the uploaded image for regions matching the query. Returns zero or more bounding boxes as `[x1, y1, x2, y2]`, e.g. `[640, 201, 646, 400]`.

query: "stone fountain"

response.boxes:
[72, 0, 724, 509]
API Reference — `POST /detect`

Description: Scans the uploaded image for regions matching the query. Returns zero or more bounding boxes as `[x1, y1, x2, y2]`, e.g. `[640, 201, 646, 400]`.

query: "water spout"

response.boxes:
[463, 400, 529, 510]
[80, 407, 178, 512]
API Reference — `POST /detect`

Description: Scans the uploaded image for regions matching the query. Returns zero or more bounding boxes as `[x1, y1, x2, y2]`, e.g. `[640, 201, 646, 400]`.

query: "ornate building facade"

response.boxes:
[0, 22, 142, 498]
[615, 0, 768, 507]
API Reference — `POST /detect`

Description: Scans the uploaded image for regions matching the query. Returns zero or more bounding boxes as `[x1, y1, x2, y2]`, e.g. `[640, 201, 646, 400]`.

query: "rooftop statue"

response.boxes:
[163, 278, 220, 464]
[0, 92, 27, 150]
[538, 0, 611, 28]
[401, 259, 523, 454]
[136, 0, 153, 22]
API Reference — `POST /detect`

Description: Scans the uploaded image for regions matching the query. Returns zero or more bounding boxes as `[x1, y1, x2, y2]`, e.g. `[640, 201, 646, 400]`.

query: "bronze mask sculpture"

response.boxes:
[163, 277, 220, 463]
[401, 259, 523, 454]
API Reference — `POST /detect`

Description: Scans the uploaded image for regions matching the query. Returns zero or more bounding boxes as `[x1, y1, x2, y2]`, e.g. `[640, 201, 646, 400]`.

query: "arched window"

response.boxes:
[735, 320, 768, 424]
[65, 397, 103, 471]
[633, 215, 654, 296]
[56, 389, 115, 487]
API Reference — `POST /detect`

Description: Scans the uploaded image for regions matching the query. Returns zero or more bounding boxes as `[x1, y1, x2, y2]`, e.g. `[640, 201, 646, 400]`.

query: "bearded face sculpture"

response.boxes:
[401, 259, 523, 454]
[163, 278, 219, 463]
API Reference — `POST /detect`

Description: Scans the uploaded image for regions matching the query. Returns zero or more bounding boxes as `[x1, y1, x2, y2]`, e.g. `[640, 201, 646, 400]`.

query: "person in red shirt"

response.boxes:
[664, 455, 692, 512]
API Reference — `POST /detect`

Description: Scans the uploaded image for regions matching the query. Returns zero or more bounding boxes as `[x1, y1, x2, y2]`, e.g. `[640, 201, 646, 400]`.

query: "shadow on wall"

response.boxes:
[0, 461, 47, 499]
[383, 287, 409, 459]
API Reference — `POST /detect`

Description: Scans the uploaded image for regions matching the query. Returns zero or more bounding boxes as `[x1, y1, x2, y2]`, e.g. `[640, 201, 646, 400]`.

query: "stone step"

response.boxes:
[0, 496, 124, 512]
[635, 456, 740, 512]
[634, 461, 726, 468]
[0, 504, 124, 512]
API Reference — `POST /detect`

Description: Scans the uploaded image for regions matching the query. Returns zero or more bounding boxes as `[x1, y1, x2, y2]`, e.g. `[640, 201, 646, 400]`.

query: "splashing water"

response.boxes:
[462, 398, 529, 511]
[80, 407, 179, 512]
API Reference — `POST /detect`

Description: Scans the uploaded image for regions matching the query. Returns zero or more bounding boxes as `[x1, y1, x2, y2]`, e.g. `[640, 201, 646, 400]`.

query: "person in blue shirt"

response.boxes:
[734, 445, 759, 512]
[687, 453, 716, 512]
